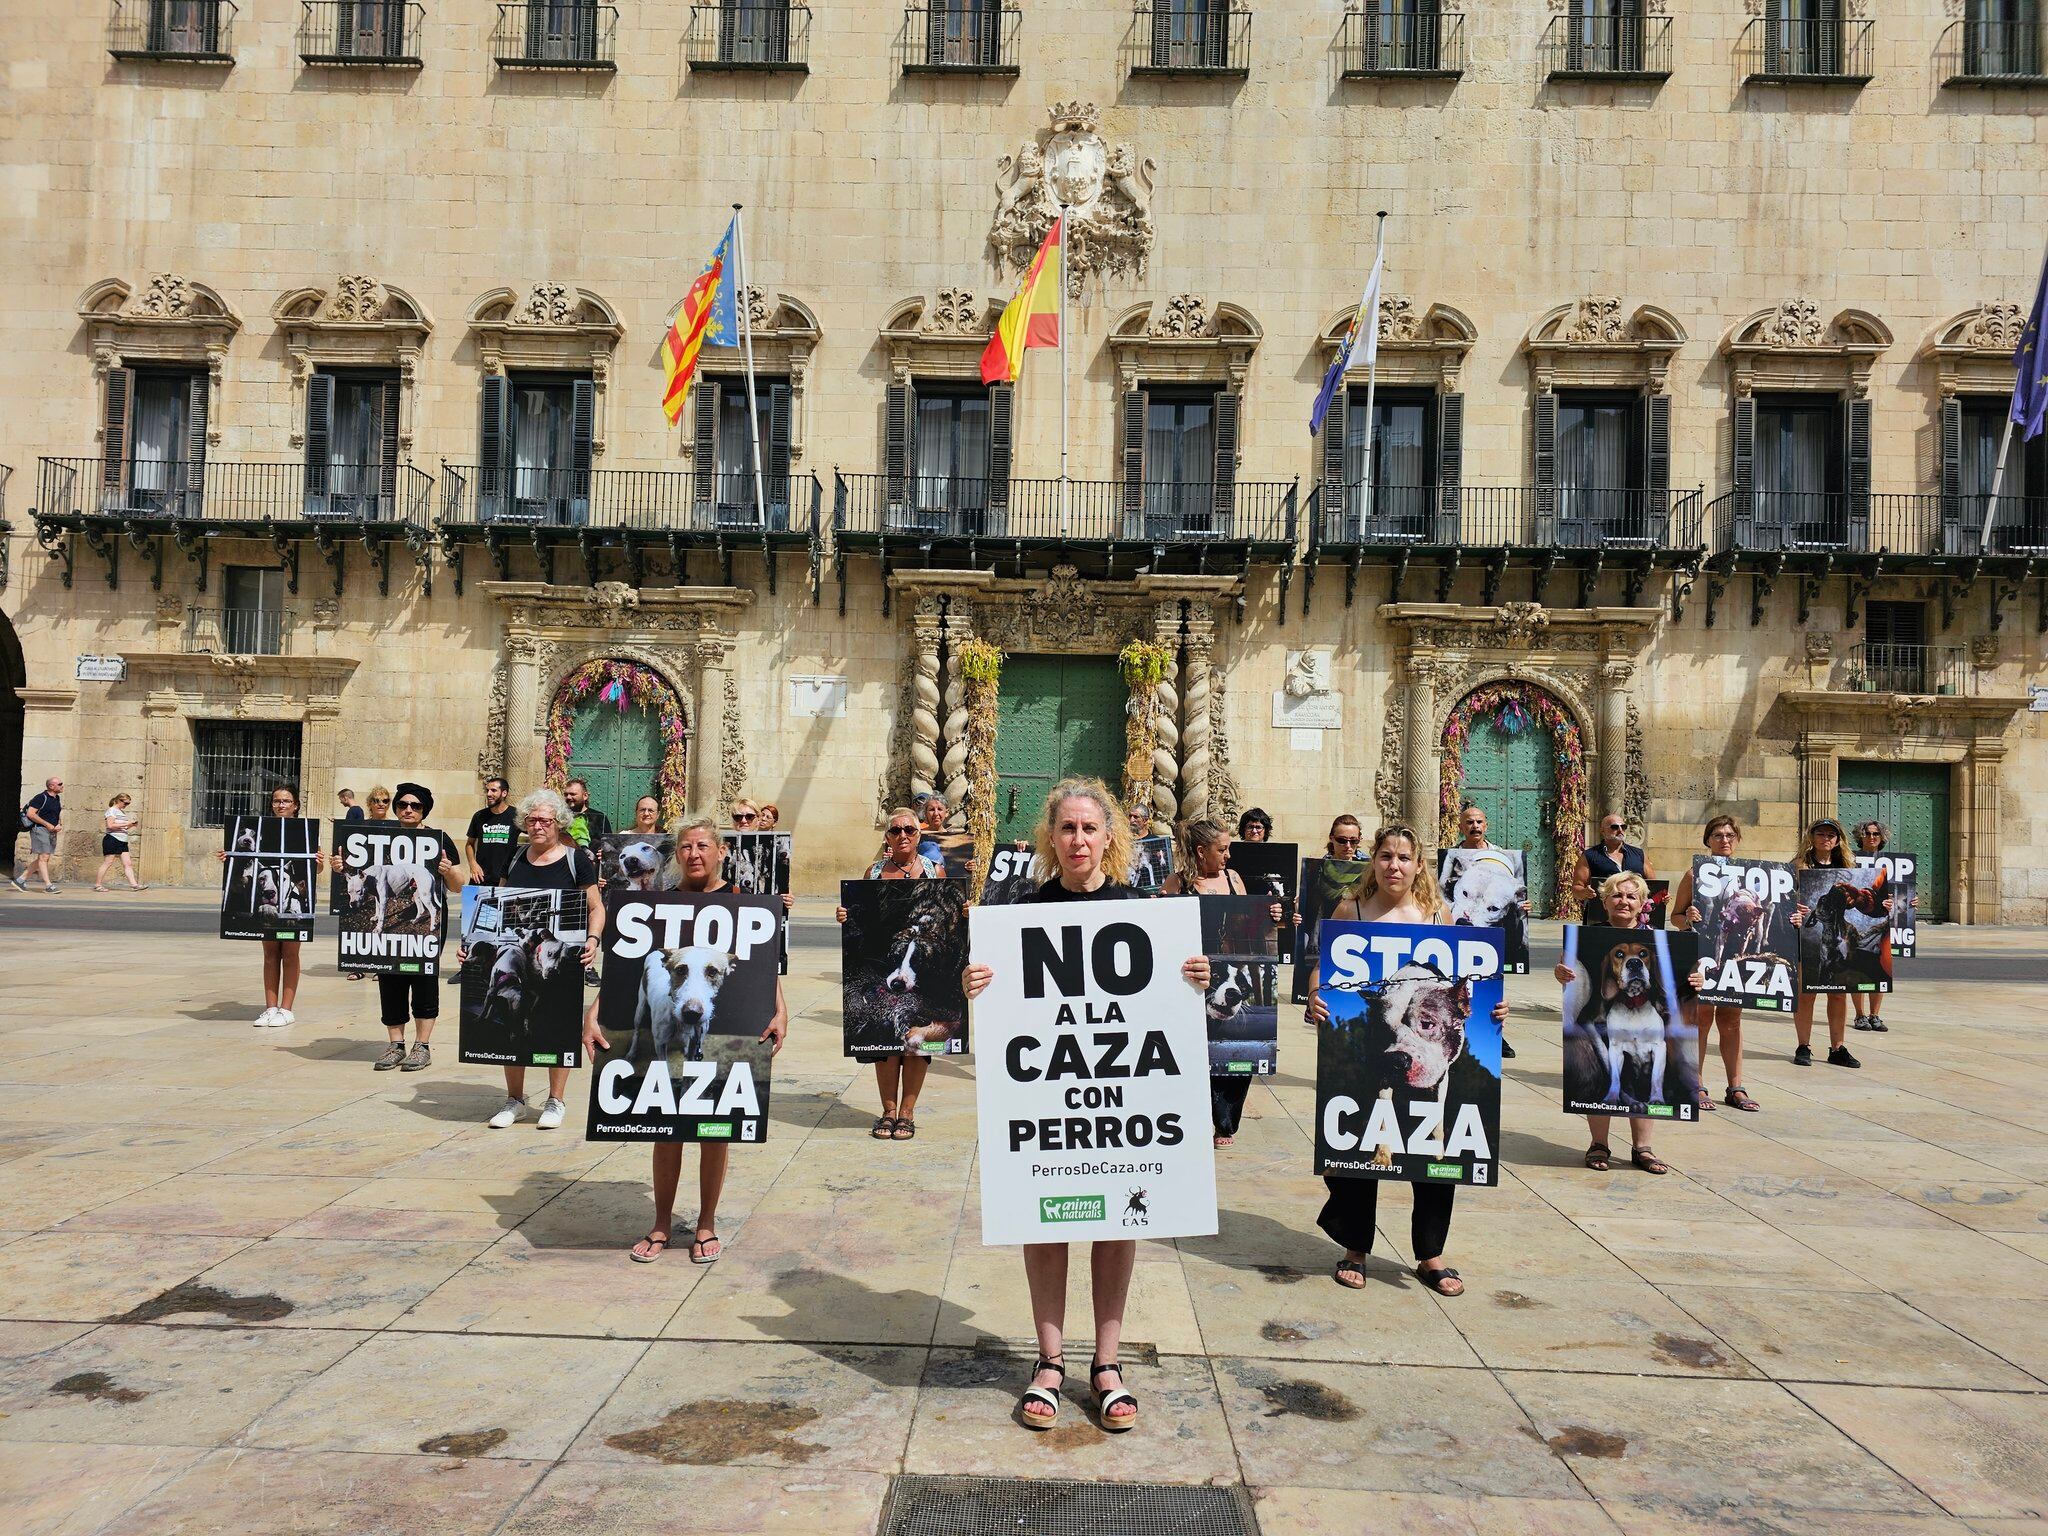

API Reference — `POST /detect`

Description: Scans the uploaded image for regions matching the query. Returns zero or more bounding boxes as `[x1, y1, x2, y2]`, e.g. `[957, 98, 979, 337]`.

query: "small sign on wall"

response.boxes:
[1273, 690, 1340, 731]
[75, 655, 125, 682]
[790, 674, 848, 718]
[2029, 683, 2048, 713]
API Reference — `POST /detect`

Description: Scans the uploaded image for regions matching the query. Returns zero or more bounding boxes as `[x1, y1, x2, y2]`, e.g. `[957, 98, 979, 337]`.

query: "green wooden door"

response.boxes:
[1457, 711, 1559, 915]
[994, 655, 1126, 843]
[1839, 760, 1951, 920]
[568, 696, 663, 834]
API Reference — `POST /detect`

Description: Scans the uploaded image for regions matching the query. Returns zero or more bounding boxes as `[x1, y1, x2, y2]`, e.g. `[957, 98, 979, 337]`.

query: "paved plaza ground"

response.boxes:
[2, 892, 2046, 1534]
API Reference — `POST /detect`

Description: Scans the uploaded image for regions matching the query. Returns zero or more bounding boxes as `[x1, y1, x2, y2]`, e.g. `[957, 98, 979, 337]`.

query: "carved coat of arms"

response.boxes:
[990, 103, 1155, 296]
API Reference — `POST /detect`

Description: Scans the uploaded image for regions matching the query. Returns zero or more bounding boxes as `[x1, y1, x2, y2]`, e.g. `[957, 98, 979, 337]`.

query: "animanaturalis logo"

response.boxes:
[1425, 1161, 1463, 1179]
[1039, 1194, 1106, 1224]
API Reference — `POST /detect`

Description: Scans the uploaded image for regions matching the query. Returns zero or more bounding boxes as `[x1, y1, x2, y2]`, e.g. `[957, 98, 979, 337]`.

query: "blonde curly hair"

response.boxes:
[1032, 777, 1134, 887]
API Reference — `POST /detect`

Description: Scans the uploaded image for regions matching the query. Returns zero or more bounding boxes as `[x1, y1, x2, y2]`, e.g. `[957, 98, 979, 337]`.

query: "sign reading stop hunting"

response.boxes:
[1689, 857, 1800, 1010]
[970, 898, 1216, 1246]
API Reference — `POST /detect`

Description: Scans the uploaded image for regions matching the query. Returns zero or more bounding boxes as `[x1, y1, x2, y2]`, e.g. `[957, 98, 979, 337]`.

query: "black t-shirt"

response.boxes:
[1027, 878, 1134, 904]
[27, 793, 60, 828]
[505, 846, 599, 892]
[466, 807, 520, 885]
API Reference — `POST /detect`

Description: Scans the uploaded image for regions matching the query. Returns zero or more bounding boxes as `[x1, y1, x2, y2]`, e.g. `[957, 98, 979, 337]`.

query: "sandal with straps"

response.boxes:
[871, 1115, 896, 1139]
[1018, 1355, 1064, 1430]
[1415, 1264, 1464, 1297]
[1631, 1146, 1670, 1176]
[1090, 1359, 1138, 1432]
[1584, 1142, 1612, 1171]
[1723, 1086, 1759, 1112]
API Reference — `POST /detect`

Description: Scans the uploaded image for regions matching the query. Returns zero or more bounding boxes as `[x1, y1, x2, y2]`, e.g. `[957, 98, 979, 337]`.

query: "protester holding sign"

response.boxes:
[837, 807, 948, 1140]
[1668, 816, 1760, 1112]
[1852, 820, 1917, 1031]
[583, 815, 788, 1264]
[963, 777, 1212, 1433]
[1789, 819, 1862, 1070]
[214, 785, 315, 1027]
[1306, 823, 1511, 1297]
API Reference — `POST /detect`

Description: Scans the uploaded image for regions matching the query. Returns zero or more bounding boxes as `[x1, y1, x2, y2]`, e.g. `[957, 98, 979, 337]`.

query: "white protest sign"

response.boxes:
[971, 896, 1216, 1246]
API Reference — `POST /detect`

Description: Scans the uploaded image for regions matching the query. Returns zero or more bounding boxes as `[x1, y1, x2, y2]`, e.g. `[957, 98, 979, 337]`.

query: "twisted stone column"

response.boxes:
[940, 612, 971, 821]
[1178, 612, 1215, 824]
[1149, 605, 1181, 823]
[909, 601, 942, 802]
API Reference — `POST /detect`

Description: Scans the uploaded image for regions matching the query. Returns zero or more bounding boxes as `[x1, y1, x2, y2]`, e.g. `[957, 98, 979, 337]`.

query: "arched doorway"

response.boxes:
[1441, 682, 1587, 917]
[0, 609, 22, 874]
[545, 659, 689, 833]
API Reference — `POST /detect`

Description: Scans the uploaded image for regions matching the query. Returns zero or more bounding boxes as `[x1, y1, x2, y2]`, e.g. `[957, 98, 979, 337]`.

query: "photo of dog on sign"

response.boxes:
[220, 815, 320, 943]
[840, 878, 970, 1061]
[456, 885, 587, 1068]
[1559, 925, 1702, 1121]
[1200, 893, 1280, 1078]
[1439, 846, 1531, 974]
[599, 831, 675, 895]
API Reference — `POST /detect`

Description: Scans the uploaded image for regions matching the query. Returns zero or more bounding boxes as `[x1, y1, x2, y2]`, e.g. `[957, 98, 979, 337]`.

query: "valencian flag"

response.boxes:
[1310, 244, 1383, 437]
[980, 216, 1062, 385]
[662, 217, 740, 424]
[2012, 241, 2048, 441]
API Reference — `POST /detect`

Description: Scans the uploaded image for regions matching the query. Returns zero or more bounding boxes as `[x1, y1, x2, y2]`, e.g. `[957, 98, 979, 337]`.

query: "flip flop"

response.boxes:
[690, 1231, 722, 1265]
[629, 1233, 668, 1264]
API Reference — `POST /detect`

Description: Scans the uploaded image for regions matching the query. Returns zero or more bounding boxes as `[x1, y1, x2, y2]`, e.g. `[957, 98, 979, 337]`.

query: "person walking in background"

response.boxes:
[13, 777, 63, 892]
[217, 784, 310, 1028]
[837, 807, 946, 1141]
[465, 777, 519, 887]
[345, 783, 463, 1073]
[1573, 813, 1654, 925]
[563, 778, 612, 850]
[1237, 807, 1273, 842]
[95, 792, 145, 891]
[337, 788, 365, 824]
[1790, 817, 1861, 1070]
[1670, 814, 1761, 1112]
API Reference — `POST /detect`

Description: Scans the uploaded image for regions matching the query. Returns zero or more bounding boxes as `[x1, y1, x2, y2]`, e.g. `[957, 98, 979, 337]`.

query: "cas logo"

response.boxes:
[1121, 1187, 1151, 1228]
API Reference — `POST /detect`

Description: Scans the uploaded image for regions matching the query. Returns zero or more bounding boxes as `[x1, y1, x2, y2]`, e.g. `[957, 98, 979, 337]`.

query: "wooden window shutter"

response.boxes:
[185, 372, 210, 499]
[578, 0, 602, 57]
[1438, 391, 1465, 522]
[1320, 393, 1348, 526]
[1732, 395, 1755, 497]
[1211, 389, 1241, 523]
[987, 381, 1014, 513]
[478, 373, 509, 518]
[884, 380, 912, 508]
[767, 383, 793, 516]
[148, 0, 169, 52]
[693, 381, 719, 508]
[1151, 0, 1172, 66]
[1645, 392, 1671, 534]
[1816, 0, 1841, 74]
[1845, 396, 1871, 540]
[303, 372, 335, 515]
[101, 365, 135, 509]
[1566, 0, 1586, 69]
[926, 0, 949, 63]
[1938, 395, 1962, 550]
[1532, 391, 1557, 523]
[1204, 0, 1228, 67]
[378, 376, 402, 514]
[570, 377, 596, 516]
[1361, 0, 1380, 70]
[385, 0, 408, 56]
[1120, 388, 1148, 519]
[526, 0, 546, 57]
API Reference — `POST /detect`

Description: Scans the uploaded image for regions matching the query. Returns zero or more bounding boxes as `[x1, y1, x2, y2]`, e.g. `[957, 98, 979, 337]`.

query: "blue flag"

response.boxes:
[704, 216, 741, 349]
[2013, 244, 2048, 441]
[1310, 249, 1383, 439]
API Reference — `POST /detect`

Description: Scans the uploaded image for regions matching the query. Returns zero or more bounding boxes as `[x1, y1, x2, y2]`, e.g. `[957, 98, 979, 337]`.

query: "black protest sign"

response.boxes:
[332, 821, 456, 976]
[930, 831, 976, 883]
[220, 816, 320, 943]
[1130, 835, 1175, 894]
[1857, 854, 1919, 958]
[1231, 840, 1299, 954]
[1796, 866, 1893, 996]
[1645, 879, 1671, 929]
[598, 832, 675, 895]
[1291, 856, 1369, 1004]
[1200, 894, 1280, 1079]
[1561, 926, 1701, 1121]
[841, 879, 970, 1061]
[588, 891, 779, 1143]
[722, 830, 792, 974]
[1439, 847, 1531, 974]
[456, 885, 587, 1067]
[978, 845, 1042, 905]
[1689, 856, 1801, 1010]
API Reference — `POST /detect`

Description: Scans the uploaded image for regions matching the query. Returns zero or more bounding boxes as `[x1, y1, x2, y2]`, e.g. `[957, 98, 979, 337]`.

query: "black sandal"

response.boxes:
[892, 1115, 917, 1140]
[1333, 1257, 1367, 1290]
[1019, 1356, 1064, 1429]
[1416, 1264, 1464, 1297]
[1584, 1142, 1612, 1171]
[1631, 1146, 1670, 1176]
[1090, 1359, 1138, 1431]
[1723, 1086, 1759, 1112]
[871, 1115, 896, 1139]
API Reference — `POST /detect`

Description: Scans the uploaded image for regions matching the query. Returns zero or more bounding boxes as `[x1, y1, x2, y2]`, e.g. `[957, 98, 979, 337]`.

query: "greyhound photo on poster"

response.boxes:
[841, 879, 970, 1060]
[1857, 854, 1918, 958]
[332, 820, 459, 975]
[1291, 856, 1369, 1004]
[588, 891, 780, 1143]
[220, 816, 320, 943]
[971, 897, 1217, 1246]
[722, 829, 792, 974]
[1439, 847, 1531, 974]
[1688, 856, 1801, 1011]
[598, 831, 675, 895]
[1200, 894, 1280, 1078]
[1315, 920, 1505, 1187]
[457, 885, 587, 1068]
[977, 845, 1043, 905]
[1796, 865, 1893, 995]
[1560, 926, 1702, 1120]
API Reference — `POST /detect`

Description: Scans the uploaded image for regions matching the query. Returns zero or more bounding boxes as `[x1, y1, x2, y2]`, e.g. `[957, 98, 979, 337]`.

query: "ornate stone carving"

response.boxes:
[741, 285, 772, 329]
[1961, 301, 2028, 351]
[910, 603, 943, 801]
[1025, 565, 1106, 645]
[1206, 677, 1241, 825]
[326, 274, 385, 323]
[585, 581, 642, 627]
[1970, 633, 2000, 668]
[1624, 698, 1648, 834]
[990, 102, 1155, 295]
[920, 287, 984, 337]
[1756, 297, 1827, 348]
[1149, 294, 1216, 340]
[1804, 630, 1835, 665]
[1496, 601, 1550, 647]
[1885, 696, 1926, 737]
[516, 282, 573, 326]
[479, 652, 510, 779]
[137, 273, 193, 317]
[154, 594, 182, 625]
[1563, 297, 1626, 344]
[1378, 294, 1420, 343]
[941, 620, 970, 821]
[1179, 618, 1214, 823]
[720, 671, 746, 809]
[1374, 690, 1407, 825]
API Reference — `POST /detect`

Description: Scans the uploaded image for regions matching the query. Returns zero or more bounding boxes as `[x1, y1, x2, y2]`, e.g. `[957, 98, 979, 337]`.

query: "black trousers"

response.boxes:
[378, 973, 440, 1028]
[1210, 1075, 1252, 1136]
[1317, 1177, 1455, 1264]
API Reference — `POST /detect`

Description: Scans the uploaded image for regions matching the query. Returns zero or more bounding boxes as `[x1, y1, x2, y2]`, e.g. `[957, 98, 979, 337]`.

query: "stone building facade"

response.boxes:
[2, 2, 2045, 918]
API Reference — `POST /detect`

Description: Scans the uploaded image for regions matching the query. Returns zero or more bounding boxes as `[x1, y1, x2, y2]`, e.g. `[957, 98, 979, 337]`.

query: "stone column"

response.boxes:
[1792, 731, 1841, 840]
[697, 635, 747, 813]
[1597, 659, 1633, 827]
[140, 693, 186, 882]
[1962, 739, 2003, 925]
[1149, 603, 1181, 823]
[503, 635, 544, 795]
[940, 608, 971, 822]
[909, 599, 942, 804]
[1178, 606, 1215, 824]
[1404, 656, 1439, 840]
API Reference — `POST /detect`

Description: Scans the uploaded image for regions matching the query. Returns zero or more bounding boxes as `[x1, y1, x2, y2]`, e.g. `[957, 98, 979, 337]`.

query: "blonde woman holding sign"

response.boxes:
[963, 778, 1210, 1434]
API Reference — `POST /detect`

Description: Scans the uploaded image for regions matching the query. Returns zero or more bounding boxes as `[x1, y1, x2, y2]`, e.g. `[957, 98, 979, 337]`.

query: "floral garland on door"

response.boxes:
[544, 659, 690, 827]
[1439, 682, 1587, 906]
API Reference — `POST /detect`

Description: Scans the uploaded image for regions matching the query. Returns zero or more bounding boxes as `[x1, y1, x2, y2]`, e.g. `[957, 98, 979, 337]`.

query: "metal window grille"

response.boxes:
[191, 721, 303, 828]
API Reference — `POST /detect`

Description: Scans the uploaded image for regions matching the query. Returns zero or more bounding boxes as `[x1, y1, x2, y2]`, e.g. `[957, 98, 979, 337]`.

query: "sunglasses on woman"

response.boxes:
[395, 799, 424, 811]
[734, 814, 757, 825]
[886, 824, 918, 836]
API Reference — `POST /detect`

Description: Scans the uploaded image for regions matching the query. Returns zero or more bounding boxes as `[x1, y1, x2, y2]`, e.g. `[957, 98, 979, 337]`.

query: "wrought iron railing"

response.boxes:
[1938, 17, 2048, 83]
[298, 2, 423, 64]
[439, 463, 821, 531]
[1314, 484, 1703, 551]
[687, 3, 812, 68]
[36, 457, 432, 525]
[901, 2, 1020, 71]
[1131, 3, 1251, 74]
[1339, 5, 1464, 76]
[186, 604, 299, 657]
[1541, 11, 1673, 77]
[492, 2, 616, 67]
[1738, 16, 1874, 82]
[1709, 489, 2048, 557]
[1836, 642, 1971, 697]
[834, 473, 1298, 544]
[109, 0, 237, 60]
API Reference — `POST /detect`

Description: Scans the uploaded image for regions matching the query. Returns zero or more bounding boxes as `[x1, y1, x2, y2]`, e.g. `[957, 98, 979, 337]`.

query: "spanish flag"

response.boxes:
[662, 217, 739, 425]
[980, 217, 1062, 385]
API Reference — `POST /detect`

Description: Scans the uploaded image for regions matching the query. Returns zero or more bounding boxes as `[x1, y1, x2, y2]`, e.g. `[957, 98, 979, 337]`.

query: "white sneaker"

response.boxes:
[488, 1097, 526, 1129]
[253, 1007, 280, 1028]
[536, 1097, 566, 1131]
[277, 1010, 295, 1027]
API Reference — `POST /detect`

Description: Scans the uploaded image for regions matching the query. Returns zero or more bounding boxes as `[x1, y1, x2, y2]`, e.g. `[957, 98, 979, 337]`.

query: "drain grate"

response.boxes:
[878, 1475, 1258, 1536]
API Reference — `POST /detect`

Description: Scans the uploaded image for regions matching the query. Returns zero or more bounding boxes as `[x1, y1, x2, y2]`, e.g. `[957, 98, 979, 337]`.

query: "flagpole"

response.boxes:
[1058, 206, 1070, 540]
[1360, 211, 1387, 535]
[733, 202, 769, 531]
[1980, 228, 2048, 553]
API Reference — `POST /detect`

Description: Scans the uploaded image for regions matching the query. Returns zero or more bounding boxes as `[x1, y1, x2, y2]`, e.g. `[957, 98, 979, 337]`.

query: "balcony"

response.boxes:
[1312, 485, 1704, 553]
[901, 3, 1020, 74]
[185, 604, 300, 658]
[492, 3, 616, 69]
[1709, 490, 2048, 558]
[1129, 4, 1251, 77]
[36, 458, 434, 526]
[438, 464, 821, 535]
[1540, 12, 1672, 80]
[109, 1, 237, 63]
[1739, 17, 1873, 85]
[298, 2, 424, 66]
[1939, 18, 2048, 86]
[1834, 642, 1972, 698]
[1339, 6, 1464, 78]
[835, 473, 1298, 548]
[687, 4, 811, 71]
